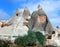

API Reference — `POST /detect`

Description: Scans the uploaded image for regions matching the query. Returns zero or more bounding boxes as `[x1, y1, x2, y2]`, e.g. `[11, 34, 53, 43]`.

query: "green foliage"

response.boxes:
[14, 30, 37, 47]
[35, 31, 46, 46]
[14, 35, 28, 47]
[27, 30, 37, 45]
[0, 40, 9, 47]
[14, 30, 46, 47]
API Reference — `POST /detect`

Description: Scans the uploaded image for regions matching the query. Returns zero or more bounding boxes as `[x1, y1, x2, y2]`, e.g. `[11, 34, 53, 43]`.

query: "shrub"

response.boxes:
[14, 30, 46, 47]
[14, 35, 28, 47]
[0, 40, 9, 47]
[27, 30, 37, 46]
[35, 31, 46, 46]
[14, 30, 37, 47]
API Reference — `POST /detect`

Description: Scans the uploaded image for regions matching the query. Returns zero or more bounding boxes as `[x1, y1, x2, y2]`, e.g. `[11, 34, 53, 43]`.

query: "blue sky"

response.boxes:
[0, 0, 60, 28]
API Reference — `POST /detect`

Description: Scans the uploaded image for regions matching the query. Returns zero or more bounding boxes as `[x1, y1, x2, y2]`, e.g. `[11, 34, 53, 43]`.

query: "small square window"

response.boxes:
[16, 13, 18, 16]
[58, 34, 60, 37]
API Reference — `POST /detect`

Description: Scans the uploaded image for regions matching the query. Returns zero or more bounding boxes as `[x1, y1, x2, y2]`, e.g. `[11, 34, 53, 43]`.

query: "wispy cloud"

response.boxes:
[40, 0, 60, 27]
[0, 9, 10, 20]
[21, 0, 60, 27]
[0, 0, 60, 27]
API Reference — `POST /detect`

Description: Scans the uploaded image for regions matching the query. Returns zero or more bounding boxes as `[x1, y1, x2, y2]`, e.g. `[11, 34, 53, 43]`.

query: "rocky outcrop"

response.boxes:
[23, 7, 31, 20]
[6, 8, 22, 26]
[28, 5, 53, 35]
[0, 5, 53, 36]
[0, 8, 29, 36]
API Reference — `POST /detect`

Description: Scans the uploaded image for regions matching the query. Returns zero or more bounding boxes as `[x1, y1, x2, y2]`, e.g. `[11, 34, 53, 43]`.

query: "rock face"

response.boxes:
[0, 5, 53, 36]
[6, 8, 22, 26]
[28, 5, 53, 35]
[0, 8, 29, 36]
[23, 7, 30, 20]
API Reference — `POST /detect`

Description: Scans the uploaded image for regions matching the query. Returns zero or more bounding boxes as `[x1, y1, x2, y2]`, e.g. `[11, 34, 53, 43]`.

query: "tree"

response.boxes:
[56, 26, 59, 28]
[14, 30, 37, 47]
[26, 30, 37, 46]
[0, 40, 9, 47]
[35, 31, 46, 46]
[14, 35, 28, 47]
[14, 30, 46, 47]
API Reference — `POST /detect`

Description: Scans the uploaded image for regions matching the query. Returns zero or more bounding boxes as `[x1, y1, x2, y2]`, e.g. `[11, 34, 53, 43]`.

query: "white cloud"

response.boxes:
[40, 0, 60, 27]
[22, 0, 60, 27]
[0, 9, 10, 20]
[50, 18, 60, 27]
[1, 0, 60, 27]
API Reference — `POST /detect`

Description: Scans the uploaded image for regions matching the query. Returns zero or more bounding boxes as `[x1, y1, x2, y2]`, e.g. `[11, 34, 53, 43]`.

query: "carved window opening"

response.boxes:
[52, 31, 55, 34]
[47, 36, 52, 39]
[58, 34, 60, 37]
[16, 13, 18, 16]
[26, 19, 29, 21]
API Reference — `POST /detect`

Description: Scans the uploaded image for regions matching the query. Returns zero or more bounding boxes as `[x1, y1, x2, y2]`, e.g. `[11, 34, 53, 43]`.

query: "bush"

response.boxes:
[35, 31, 46, 46]
[14, 35, 28, 47]
[0, 40, 9, 47]
[14, 30, 46, 47]
[14, 30, 37, 47]
[27, 30, 37, 46]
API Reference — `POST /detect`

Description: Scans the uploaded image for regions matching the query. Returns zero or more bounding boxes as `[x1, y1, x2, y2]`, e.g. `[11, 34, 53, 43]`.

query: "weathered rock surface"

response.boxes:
[28, 5, 53, 35]
[23, 7, 31, 20]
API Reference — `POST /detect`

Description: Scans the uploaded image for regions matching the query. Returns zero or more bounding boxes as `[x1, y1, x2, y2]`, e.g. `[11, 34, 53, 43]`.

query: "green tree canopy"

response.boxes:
[35, 31, 46, 46]
[14, 30, 46, 47]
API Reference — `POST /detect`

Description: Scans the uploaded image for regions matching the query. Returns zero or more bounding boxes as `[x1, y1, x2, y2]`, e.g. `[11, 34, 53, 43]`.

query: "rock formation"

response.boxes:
[23, 7, 31, 20]
[6, 8, 22, 26]
[28, 5, 53, 35]
[0, 8, 29, 36]
[0, 5, 53, 36]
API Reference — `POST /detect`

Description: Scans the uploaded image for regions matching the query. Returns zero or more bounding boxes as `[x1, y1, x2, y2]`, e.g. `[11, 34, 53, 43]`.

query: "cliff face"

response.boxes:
[23, 7, 30, 20]
[28, 5, 53, 35]
[6, 8, 22, 26]
[0, 5, 53, 36]
[0, 8, 29, 36]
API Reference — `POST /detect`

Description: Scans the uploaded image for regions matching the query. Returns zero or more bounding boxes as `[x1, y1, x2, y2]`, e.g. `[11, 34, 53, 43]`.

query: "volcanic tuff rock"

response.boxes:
[6, 8, 22, 26]
[28, 5, 53, 35]
[0, 5, 53, 35]
[23, 7, 30, 20]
